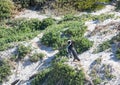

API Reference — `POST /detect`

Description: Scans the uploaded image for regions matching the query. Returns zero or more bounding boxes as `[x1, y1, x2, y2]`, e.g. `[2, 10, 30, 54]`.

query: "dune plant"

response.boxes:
[17, 44, 31, 59]
[30, 53, 45, 62]
[0, 0, 14, 20]
[0, 60, 11, 83]
[31, 62, 85, 85]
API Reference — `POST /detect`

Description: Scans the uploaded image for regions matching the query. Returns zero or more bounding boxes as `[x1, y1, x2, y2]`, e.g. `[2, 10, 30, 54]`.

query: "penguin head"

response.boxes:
[67, 40, 72, 44]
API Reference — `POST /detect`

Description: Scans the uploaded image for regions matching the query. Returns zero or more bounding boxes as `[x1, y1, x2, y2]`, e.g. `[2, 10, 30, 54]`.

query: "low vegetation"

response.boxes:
[17, 44, 31, 59]
[116, 0, 120, 10]
[95, 33, 120, 53]
[31, 59, 85, 85]
[0, 17, 55, 51]
[116, 48, 120, 59]
[31, 68, 51, 85]
[30, 53, 45, 62]
[42, 19, 93, 55]
[0, 0, 14, 20]
[10, 44, 31, 61]
[93, 77, 101, 85]
[60, 13, 114, 23]
[41, 18, 56, 30]
[111, 33, 120, 43]
[0, 60, 11, 83]
[97, 40, 111, 52]
[13, 0, 111, 15]
[30, 54, 87, 85]
[90, 58, 114, 84]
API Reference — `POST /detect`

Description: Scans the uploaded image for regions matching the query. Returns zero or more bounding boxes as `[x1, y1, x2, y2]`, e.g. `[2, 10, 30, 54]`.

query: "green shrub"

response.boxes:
[0, 60, 11, 83]
[41, 21, 93, 54]
[54, 0, 111, 12]
[0, 18, 43, 51]
[53, 0, 110, 12]
[93, 77, 101, 85]
[13, 0, 46, 8]
[105, 68, 114, 79]
[101, 64, 114, 79]
[7, 18, 42, 30]
[111, 33, 120, 43]
[92, 14, 114, 22]
[17, 44, 31, 59]
[72, 37, 93, 54]
[41, 18, 55, 30]
[6, 18, 27, 27]
[116, 48, 120, 59]
[31, 69, 51, 85]
[62, 14, 77, 22]
[0, 44, 13, 51]
[94, 33, 120, 61]
[97, 40, 111, 52]
[116, 0, 120, 10]
[96, 33, 120, 53]
[10, 55, 18, 61]
[13, 0, 112, 15]
[19, 18, 42, 31]
[31, 62, 85, 85]
[60, 14, 114, 24]
[52, 54, 69, 64]
[0, 28, 39, 51]
[13, 0, 30, 8]
[30, 53, 45, 62]
[0, 0, 14, 20]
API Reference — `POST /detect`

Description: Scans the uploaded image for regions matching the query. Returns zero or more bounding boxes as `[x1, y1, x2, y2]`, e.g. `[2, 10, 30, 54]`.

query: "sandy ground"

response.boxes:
[91, 5, 115, 15]
[15, 9, 62, 20]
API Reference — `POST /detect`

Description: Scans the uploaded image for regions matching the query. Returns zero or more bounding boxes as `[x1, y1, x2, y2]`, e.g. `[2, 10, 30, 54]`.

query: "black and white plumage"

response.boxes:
[67, 40, 80, 61]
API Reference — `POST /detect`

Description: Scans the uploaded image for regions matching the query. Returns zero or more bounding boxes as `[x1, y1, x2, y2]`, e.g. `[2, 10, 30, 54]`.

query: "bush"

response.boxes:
[62, 14, 77, 22]
[19, 18, 42, 31]
[7, 18, 42, 31]
[60, 14, 114, 25]
[116, 48, 120, 59]
[31, 68, 51, 85]
[53, 0, 111, 12]
[0, 60, 11, 83]
[0, 18, 43, 51]
[93, 77, 101, 85]
[116, 0, 120, 10]
[0, 0, 14, 20]
[10, 55, 18, 61]
[96, 33, 120, 53]
[104, 65, 114, 79]
[111, 33, 120, 43]
[31, 62, 85, 85]
[7, 18, 55, 31]
[13, 0, 112, 15]
[13, 0, 30, 8]
[0, 44, 13, 51]
[30, 53, 45, 62]
[41, 21, 93, 54]
[72, 37, 93, 54]
[41, 18, 55, 30]
[17, 44, 31, 59]
[97, 40, 111, 52]
[13, 0, 46, 8]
